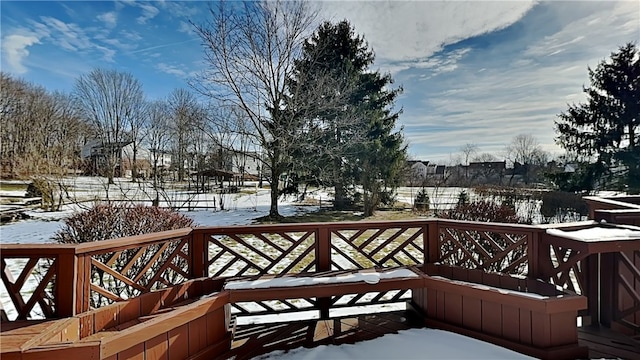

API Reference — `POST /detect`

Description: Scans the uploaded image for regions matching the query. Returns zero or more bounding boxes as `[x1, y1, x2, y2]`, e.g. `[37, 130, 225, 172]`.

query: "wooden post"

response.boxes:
[600, 252, 615, 327]
[190, 229, 208, 279]
[76, 254, 92, 314]
[535, 234, 552, 281]
[316, 225, 331, 319]
[528, 230, 540, 279]
[316, 226, 331, 272]
[56, 252, 78, 318]
[425, 220, 440, 265]
[583, 254, 600, 326]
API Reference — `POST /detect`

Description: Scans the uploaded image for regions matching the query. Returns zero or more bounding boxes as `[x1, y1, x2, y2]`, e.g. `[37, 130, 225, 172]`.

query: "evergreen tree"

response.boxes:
[556, 43, 639, 193]
[287, 20, 406, 214]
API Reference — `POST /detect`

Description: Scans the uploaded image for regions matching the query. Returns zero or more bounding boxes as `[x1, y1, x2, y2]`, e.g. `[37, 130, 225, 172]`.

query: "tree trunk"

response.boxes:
[333, 157, 347, 210]
[107, 152, 115, 185]
[131, 144, 138, 182]
[269, 155, 280, 218]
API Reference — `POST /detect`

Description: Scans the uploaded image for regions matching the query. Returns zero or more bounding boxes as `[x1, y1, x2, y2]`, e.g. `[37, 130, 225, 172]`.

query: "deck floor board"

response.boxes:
[578, 325, 640, 359]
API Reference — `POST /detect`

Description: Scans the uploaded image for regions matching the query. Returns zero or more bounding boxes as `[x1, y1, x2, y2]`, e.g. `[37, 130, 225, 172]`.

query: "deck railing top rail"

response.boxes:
[0, 228, 193, 255]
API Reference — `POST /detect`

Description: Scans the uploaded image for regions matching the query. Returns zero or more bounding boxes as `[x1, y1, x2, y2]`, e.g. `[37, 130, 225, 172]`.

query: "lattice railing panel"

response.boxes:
[330, 227, 424, 270]
[1, 256, 56, 320]
[438, 226, 529, 275]
[89, 237, 190, 308]
[546, 244, 587, 294]
[207, 230, 316, 277]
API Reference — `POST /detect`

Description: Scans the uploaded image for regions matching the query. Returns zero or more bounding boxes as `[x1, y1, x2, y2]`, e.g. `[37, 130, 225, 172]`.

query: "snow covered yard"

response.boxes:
[0, 185, 318, 244]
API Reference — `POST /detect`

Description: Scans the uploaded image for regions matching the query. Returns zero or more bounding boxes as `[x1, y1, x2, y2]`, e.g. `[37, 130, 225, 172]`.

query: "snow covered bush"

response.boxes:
[54, 204, 194, 243]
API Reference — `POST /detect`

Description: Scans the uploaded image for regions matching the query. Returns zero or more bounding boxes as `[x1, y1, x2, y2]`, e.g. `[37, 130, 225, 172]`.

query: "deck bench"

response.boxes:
[224, 266, 426, 303]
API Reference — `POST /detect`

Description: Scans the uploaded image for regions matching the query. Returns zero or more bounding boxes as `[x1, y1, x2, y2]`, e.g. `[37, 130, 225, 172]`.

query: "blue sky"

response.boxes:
[2, 1, 638, 163]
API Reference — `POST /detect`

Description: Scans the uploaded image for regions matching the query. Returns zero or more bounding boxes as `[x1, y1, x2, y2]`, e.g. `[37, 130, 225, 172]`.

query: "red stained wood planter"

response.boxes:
[413, 264, 588, 360]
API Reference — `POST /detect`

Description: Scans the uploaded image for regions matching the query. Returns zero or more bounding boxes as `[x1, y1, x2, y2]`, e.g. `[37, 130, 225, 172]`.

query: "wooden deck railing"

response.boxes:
[2, 200, 639, 340]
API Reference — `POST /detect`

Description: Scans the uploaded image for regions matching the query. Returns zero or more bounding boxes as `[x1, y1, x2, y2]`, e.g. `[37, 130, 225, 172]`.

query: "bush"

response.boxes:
[439, 200, 523, 223]
[457, 190, 469, 206]
[540, 191, 588, 223]
[28, 177, 67, 211]
[414, 189, 430, 211]
[54, 204, 194, 243]
[53, 204, 195, 308]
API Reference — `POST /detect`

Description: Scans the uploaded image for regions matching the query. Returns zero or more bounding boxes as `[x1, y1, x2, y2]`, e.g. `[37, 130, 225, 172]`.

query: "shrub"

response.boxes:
[414, 189, 430, 211]
[54, 204, 194, 243]
[439, 200, 523, 223]
[457, 190, 469, 206]
[53, 204, 195, 308]
[540, 191, 588, 223]
[28, 177, 67, 211]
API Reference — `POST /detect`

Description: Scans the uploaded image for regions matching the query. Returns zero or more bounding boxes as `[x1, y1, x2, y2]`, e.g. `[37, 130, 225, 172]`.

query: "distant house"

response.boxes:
[407, 160, 429, 183]
[82, 140, 163, 178]
[81, 140, 132, 177]
[468, 161, 506, 184]
[147, 149, 172, 171]
[406, 160, 447, 185]
[232, 151, 263, 178]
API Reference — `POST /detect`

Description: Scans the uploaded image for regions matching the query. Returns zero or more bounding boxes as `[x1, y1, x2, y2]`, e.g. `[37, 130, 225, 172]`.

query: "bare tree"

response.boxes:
[126, 101, 148, 182]
[49, 91, 88, 172]
[460, 143, 478, 182]
[168, 88, 201, 182]
[1, 73, 87, 178]
[145, 100, 172, 203]
[505, 134, 548, 185]
[191, 0, 317, 218]
[74, 69, 145, 184]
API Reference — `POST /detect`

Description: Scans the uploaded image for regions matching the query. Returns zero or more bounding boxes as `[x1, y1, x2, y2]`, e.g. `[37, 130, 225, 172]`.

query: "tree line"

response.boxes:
[1, 0, 408, 218]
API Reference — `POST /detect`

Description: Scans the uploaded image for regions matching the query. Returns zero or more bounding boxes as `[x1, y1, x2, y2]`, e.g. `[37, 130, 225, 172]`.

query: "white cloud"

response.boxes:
[36, 16, 121, 62]
[120, 30, 142, 42]
[178, 21, 194, 35]
[1, 33, 40, 74]
[97, 11, 118, 28]
[156, 63, 187, 78]
[137, 3, 160, 24]
[398, 1, 640, 163]
[40, 16, 92, 52]
[321, 1, 536, 70]
[523, 1, 639, 59]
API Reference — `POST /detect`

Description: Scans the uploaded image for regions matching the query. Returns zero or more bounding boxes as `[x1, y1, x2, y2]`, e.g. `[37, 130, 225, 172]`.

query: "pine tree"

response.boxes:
[556, 43, 639, 193]
[287, 20, 406, 214]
